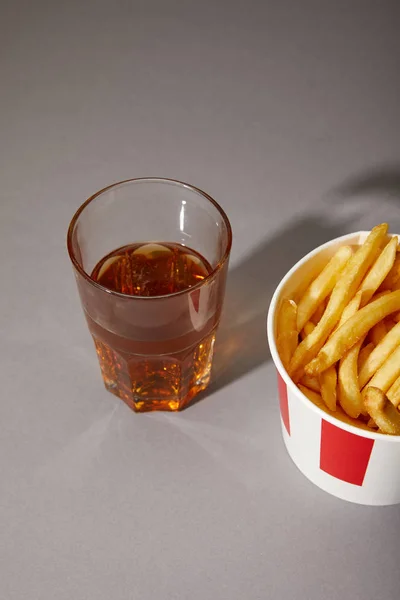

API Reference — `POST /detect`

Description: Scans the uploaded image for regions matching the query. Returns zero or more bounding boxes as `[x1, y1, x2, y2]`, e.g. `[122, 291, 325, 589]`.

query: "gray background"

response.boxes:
[1, 1, 400, 598]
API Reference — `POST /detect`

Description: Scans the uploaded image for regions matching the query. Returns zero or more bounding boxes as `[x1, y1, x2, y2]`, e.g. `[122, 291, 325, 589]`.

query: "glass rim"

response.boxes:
[67, 177, 233, 300]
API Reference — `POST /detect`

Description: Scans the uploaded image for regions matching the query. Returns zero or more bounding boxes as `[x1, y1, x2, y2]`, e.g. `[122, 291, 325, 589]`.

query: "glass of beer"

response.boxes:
[67, 178, 232, 412]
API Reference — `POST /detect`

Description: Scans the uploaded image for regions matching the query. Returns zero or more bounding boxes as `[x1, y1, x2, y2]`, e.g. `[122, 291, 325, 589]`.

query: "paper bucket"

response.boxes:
[267, 231, 400, 505]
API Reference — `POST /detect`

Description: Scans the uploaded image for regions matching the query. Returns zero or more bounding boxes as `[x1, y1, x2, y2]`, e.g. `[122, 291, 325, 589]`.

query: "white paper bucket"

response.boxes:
[267, 231, 400, 505]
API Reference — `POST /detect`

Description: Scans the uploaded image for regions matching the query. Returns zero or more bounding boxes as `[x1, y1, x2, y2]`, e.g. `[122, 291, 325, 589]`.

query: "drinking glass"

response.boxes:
[67, 178, 232, 412]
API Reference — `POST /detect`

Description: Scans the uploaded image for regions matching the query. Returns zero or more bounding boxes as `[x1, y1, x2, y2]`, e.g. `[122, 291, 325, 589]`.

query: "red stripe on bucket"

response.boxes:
[320, 420, 374, 486]
[277, 372, 290, 435]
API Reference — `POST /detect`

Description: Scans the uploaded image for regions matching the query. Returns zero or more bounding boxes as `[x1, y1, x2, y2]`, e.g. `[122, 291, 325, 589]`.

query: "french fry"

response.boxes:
[298, 384, 323, 405]
[276, 299, 298, 369]
[358, 342, 375, 371]
[392, 311, 400, 323]
[369, 290, 391, 302]
[278, 299, 297, 334]
[335, 290, 362, 331]
[367, 417, 379, 429]
[338, 337, 366, 418]
[369, 321, 387, 346]
[359, 321, 400, 388]
[379, 253, 400, 290]
[364, 344, 400, 394]
[358, 236, 398, 304]
[358, 323, 400, 388]
[296, 246, 352, 332]
[305, 290, 400, 376]
[277, 331, 298, 371]
[319, 364, 337, 411]
[310, 300, 326, 325]
[298, 385, 371, 431]
[300, 321, 315, 340]
[363, 387, 400, 435]
[387, 374, 400, 408]
[305, 322, 315, 334]
[289, 224, 388, 380]
[299, 374, 320, 392]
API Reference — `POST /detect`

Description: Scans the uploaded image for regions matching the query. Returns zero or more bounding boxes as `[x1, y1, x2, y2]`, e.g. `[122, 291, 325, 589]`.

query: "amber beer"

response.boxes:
[68, 178, 231, 412]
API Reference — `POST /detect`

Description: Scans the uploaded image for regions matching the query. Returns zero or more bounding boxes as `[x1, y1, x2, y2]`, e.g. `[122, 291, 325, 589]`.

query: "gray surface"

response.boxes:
[1, 1, 400, 598]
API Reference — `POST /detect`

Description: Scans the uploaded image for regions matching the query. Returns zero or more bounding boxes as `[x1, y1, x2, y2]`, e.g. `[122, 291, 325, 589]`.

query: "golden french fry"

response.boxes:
[392, 311, 400, 323]
[305, 321, 315, 334]
[278, 299, 297, 334]
[310, 300, 326, 325]
[298, 385, 371, 431]
[277, 299, 298, 369]
[305, 290, 400, 376]
[299, 374, 320, 392]
[364, 344, 400, 393]
[300, 321, 315, 340]
[368, 290, 391, 304]
[338, 337, 365, 418]
[358, 236, 398, 304]
[289, 224, 388, 380]
[298, 384, 323, 405]
[369, 290, 391, 302]
[387, 374, 400, 408]
[359, 321, 400, 388]
[296, 246, 352, 332]
[358, 342, 375, 371]
[363, 387, 400, 435]
[369, 321, 387, 346]
[335, 290, 362, 331]
[379, 253, 400, 290]
[277, 331, 298, 370]
[367, 417, 379, 429]
[319, 364, 337, 411]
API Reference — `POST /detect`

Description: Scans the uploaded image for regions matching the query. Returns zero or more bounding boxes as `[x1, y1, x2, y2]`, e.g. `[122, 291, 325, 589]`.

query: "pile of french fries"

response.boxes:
[277, 223, 400, 435]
